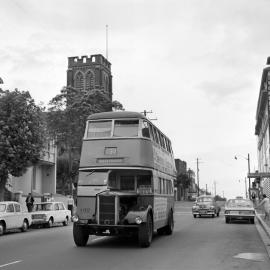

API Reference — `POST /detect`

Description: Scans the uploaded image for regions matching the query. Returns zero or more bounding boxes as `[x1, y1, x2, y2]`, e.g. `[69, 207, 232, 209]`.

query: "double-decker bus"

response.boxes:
[73, 111, 176, 247]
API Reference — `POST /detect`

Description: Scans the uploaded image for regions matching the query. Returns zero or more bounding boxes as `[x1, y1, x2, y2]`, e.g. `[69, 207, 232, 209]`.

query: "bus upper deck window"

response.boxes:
[141, 120, 150, 138]
[87, 121, 112, 138]
[113, 120, 139, 137]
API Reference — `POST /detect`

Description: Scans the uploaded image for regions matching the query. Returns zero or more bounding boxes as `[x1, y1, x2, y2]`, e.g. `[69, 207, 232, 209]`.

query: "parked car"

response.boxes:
[224, 198, 255, 224]
[31, 202, 71, 228]
[0, 201, 32, 235]
[192, 195, 221, 218]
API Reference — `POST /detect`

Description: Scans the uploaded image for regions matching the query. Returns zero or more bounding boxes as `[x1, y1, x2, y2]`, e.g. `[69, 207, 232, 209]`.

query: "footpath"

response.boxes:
[256, 209, 270, 239]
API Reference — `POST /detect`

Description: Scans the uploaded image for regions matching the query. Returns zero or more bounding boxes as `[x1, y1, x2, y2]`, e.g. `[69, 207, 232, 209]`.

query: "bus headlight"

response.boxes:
[135, 217, 142, 224]
[72, 215, 79, 222]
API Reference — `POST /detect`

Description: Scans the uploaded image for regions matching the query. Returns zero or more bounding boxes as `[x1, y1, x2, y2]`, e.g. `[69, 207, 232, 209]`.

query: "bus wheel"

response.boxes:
[164, 211, 174, 235]
[138, 213, 153, 248]
[73, 223, 89, 247]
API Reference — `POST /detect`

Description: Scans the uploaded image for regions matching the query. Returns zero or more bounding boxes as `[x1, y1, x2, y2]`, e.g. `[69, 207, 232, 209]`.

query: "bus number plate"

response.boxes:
[104, 147, 117, 156]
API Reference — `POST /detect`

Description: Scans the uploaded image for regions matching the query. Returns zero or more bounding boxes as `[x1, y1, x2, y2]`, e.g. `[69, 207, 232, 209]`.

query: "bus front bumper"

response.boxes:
[74, 222, 139, 236]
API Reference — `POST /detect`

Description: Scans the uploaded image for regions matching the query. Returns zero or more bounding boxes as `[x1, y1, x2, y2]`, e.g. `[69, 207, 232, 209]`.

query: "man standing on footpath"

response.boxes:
[256, 194, 270, 221]
[25, 193, 34, 212]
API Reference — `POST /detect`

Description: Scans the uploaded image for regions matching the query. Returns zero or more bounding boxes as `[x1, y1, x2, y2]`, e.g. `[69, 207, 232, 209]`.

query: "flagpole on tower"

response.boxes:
[106, 25, 109, 60]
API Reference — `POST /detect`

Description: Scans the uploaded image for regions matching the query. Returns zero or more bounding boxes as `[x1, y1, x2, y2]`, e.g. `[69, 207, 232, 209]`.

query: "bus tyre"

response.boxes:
[164, 211, 174, 235]
[73, 223, 89, 247]
[138, 213, 153, 248]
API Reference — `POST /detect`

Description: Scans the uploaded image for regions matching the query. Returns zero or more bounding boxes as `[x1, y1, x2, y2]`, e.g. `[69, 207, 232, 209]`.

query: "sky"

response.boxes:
[1, 0, 269, 198]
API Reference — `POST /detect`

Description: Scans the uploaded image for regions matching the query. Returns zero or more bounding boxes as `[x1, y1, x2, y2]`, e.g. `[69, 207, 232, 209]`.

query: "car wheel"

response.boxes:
[225, 217, 230, 223]
[217, 211, 220, 217]
[47, 218, 53, 228]
[212, 214, 215, 218]
[0, 222, 5, 236]
[21, 219, 29, 232]
[138, 213, 153, 248]
[63, 217, 69, 226]
[250, 218, 255, 224]
[193, 214, 197, 218]
[73, 223, 89, 247]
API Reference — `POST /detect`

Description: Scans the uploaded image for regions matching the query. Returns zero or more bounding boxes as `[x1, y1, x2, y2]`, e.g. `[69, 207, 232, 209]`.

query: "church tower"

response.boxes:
[67, 54, 112, 101]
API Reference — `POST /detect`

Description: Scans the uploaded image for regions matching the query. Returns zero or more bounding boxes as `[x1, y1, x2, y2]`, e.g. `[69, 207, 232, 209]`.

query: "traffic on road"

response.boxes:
[0, 201, 269, 270]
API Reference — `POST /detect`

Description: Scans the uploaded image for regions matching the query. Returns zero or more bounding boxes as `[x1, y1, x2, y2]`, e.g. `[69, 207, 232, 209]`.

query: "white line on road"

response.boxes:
[0, 260, 22, 268]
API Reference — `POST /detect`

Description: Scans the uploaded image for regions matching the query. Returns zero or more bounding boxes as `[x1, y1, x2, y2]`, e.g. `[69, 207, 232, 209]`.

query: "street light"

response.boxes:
[234, 154, 251, 199]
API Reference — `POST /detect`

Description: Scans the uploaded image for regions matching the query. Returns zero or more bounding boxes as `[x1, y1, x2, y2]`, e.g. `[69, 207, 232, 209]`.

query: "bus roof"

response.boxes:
[87, 111, 147, 120]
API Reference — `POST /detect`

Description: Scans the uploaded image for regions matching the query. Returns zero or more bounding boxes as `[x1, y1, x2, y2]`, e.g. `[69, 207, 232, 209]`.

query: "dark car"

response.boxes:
[192, 195, 221, 218]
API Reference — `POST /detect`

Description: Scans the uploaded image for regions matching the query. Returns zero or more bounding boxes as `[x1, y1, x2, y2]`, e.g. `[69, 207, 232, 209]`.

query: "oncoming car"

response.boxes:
[31, 202, 71, 228]
[224, 198, 255, 224]
[192, 195, 221, 218]
[0, 201, 32, 235]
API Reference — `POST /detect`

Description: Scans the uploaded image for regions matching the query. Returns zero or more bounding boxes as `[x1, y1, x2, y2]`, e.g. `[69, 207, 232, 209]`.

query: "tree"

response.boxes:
[0, 89, 46, 200]
[46, 86, 123, 194]
[175, 173, 191, 200]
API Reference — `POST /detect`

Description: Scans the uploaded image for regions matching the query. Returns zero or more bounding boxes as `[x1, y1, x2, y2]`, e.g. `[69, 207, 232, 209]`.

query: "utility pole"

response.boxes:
[245, 177, 248, 199]
[247, 153, 251, 199]
[214, 181, 216, 197]
[197, 158, 200, 196]
[206, 184, 208, 195]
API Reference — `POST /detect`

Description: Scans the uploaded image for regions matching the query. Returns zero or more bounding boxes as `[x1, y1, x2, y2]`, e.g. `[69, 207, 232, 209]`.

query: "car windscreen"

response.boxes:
[226, 199, 253, 208]
[197, 197, 212, 203]
[78, 171, 108, 186]
[33, 203, 53, 211]
[0, 204, 6, 212]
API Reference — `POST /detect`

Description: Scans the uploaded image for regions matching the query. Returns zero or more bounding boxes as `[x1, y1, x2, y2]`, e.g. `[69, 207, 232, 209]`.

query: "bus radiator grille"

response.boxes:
[99, 196, 115, 225]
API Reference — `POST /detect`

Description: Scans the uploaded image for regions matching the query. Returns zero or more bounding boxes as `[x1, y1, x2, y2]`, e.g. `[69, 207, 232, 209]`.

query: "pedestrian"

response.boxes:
[25, 193, 34, 212]
[251, 192, 256, 206]
[256, 194, 270, 221]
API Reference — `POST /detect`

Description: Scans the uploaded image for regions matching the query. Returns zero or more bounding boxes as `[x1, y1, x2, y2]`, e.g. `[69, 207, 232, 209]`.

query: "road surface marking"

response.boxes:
[0, 260, 22, 268]
[234, 253, 266, 262]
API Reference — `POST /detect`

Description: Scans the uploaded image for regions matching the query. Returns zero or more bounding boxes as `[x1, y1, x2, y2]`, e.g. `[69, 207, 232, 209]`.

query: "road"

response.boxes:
[0, 202, 269, 270]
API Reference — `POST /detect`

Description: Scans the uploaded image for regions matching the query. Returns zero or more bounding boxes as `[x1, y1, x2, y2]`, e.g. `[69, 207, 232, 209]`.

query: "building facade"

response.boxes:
[7, 139, 57, 206]
[255, 57, 270, 198]
[67, 54, 112, 101]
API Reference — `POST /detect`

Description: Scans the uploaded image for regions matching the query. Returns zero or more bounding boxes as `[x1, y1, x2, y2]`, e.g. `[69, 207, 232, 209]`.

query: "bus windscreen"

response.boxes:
[113, 120, 139, 137]
[78, 171, 109, 185]
[87, 121, 112, 138]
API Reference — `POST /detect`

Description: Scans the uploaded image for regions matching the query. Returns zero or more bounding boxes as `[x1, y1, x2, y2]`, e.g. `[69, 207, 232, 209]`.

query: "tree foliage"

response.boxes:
[46, 87, 123, 194]
[0, 89, 46, 200]
[176, 173, 191, 189]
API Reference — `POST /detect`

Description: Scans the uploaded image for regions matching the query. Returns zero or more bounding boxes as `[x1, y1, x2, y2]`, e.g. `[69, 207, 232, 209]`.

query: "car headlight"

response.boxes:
[224, 210, 229, 214]
[192, 205, 198, 209]
[210, 206, 215, 210]
[135, 217, 142, 224]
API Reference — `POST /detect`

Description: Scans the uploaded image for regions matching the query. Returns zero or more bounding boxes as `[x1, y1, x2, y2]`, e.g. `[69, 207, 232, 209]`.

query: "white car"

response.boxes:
[31, 202, 71, 227]
[0, 201, 32, 235]
[224, 198, 255, 224]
